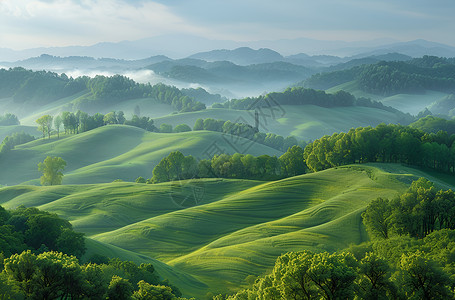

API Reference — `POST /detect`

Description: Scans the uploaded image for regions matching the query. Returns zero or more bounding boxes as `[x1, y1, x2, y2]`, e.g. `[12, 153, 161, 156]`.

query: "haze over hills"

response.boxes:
[2, 0, 455, 297]
[1, 35, 455, 62]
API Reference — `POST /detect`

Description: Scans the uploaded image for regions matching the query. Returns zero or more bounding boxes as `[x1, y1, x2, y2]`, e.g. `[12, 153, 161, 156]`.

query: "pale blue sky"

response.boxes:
[0, 0, 454, 49]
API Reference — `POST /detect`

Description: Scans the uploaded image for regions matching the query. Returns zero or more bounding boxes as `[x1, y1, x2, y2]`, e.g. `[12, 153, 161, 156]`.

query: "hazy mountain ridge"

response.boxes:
[1, 36, 455, 62]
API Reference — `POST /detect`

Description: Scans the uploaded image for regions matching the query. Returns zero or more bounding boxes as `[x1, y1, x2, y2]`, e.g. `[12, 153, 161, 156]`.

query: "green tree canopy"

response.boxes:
[38, 156, 66, 186]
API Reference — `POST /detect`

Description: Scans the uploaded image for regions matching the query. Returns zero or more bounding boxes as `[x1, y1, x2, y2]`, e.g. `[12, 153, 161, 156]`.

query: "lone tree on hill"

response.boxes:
[38, 156, 66, 186]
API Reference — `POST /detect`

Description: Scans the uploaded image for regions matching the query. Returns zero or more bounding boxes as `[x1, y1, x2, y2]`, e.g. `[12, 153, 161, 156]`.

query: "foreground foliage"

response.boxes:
[0, 251, 189, 300]
[220, 179, 455, 300]
[303, 123, 455, 173]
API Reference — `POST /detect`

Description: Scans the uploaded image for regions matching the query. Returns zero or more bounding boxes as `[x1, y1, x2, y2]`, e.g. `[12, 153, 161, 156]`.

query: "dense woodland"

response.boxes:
[303, 123, 455, 173]
[304, 56, 455, 96]
[0, 68, 206, 113]
[0, 205, 189, 299]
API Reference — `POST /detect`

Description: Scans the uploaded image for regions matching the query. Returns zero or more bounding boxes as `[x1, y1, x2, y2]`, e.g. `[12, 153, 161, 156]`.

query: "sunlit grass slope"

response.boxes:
[327, 81, 449, 115]
[0, 125, 282, 186]
[15, 93, 176, 126]
[0, 163, 453, 296]
[156, 105, 407, 141]
[90, 165, 412, 292]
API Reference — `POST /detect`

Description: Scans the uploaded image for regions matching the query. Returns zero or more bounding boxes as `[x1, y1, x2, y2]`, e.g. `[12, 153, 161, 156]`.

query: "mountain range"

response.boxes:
[1, 35, 455, 62]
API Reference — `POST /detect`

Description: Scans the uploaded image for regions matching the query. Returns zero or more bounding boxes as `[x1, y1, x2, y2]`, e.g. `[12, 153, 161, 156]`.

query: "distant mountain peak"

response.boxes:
[188, 47, 284, 65]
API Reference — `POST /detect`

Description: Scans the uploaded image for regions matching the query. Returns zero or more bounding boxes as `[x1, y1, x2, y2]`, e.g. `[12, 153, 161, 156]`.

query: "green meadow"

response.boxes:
[0, 162, 451, 297]
[0, 125, 282, 186]
[327, 81, 449, 115]
[155, 105, 408, 141]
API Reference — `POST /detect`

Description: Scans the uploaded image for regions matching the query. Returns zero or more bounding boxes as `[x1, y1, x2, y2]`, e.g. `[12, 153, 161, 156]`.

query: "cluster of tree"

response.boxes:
[303, 123, 455, 173]
[219, 179, 455, 300]
[363, 178, 455, 239]
[0, 132, 35, 154]
[0, 113, 20, 126]
[0, 251, 189, 300]
[148, 146, 305, 183]
[193, 118, 303, 151]
[0, 205, 85, 258]
[0, 202, 188, 299]
[411, 115, 455, 135]
[76, 76, 206, 112]
[219, 246, 453, 300]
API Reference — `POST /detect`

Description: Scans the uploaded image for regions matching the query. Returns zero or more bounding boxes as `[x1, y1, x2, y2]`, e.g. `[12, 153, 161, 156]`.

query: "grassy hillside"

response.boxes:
[155, 105, 410, 141]
[15, 94, 176, 126]
[0, 125, 282, 186]
[0, 124, 40, 141]
[326, 81, 449, 115]
[0, 163, 451, 297]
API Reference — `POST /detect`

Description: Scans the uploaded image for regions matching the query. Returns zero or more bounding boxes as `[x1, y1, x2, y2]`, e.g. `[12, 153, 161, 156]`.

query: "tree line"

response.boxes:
[212, 87, 413, 124]
[217, 179, 455, 299]
[147, 146, 305, 183]
[35, 111, 158, 138]
[148, 123, 455, 185]
[34, 110, 303, 153]
[303, 123, 455, 173]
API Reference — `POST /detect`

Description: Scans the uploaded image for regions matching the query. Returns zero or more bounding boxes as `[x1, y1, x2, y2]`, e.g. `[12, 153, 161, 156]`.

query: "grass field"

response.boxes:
[0, 125, 282, 186]
[155, 105, 408, 141]
[327, 81, 449, 115]
[0, 163, 451, 297]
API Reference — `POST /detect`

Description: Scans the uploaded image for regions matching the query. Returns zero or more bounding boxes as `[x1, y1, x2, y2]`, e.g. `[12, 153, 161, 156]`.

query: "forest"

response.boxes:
[0, 67, 206, 113]
[304, 56, 455, 96]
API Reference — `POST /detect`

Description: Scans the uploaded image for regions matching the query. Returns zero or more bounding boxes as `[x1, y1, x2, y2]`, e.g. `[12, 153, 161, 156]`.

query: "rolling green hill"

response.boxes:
[327, 81, 449, 115]
[0, 163, 451, 297]
[155, 105, 411, 141]
[0, 125, 282, 186]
